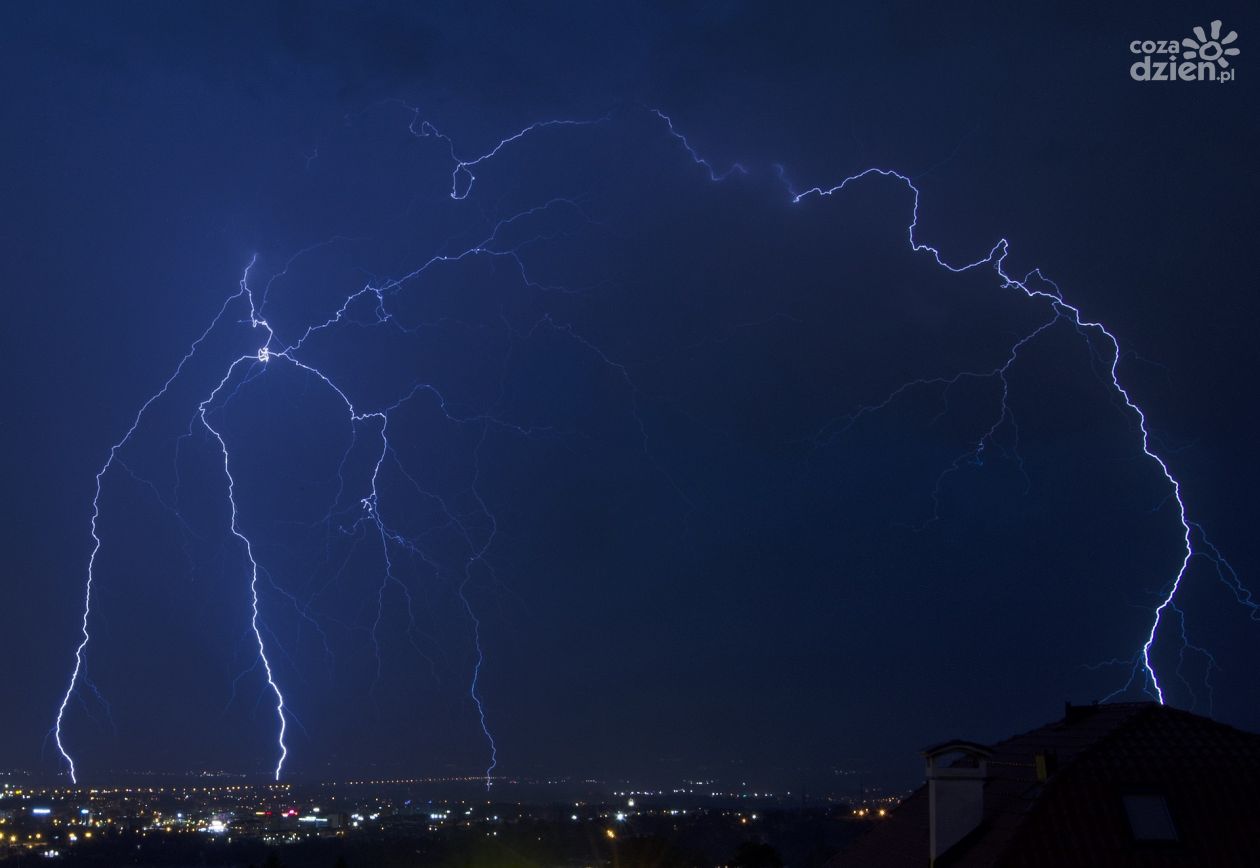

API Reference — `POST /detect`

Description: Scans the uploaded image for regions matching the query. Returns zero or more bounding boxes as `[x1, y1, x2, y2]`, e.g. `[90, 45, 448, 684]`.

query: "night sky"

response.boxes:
[2, 1, 1257, 791]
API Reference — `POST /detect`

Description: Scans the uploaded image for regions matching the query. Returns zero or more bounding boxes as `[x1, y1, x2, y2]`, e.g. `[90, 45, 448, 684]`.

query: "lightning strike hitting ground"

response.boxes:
[783, 170, 1248, 705]
[54, 105, 1253, 785]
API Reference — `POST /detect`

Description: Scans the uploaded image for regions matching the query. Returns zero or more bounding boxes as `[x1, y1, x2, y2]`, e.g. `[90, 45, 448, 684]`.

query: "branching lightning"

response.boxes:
[784, 169, 1247, 705]
[54, 272, 263, 784]
[199, 352, 289, 781]
[54, 103, 1252, 787]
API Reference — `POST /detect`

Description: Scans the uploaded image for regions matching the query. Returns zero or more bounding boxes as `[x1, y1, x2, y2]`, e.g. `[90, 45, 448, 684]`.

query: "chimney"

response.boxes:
[920, 741, 993, 863]
[1035, 749, 1058, 781]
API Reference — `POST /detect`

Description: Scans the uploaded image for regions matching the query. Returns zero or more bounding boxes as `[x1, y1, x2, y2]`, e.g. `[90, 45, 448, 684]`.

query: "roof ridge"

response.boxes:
[988, 703, 1260, 866]
[943, 704, 1155, 866]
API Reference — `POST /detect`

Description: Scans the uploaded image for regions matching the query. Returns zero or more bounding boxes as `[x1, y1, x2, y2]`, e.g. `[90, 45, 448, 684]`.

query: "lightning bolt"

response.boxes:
[649, 108, 749, 182]
[199, 353, 289, 781]
[784, 168, 1244, 705]
[646, 111, 1253, 704]
[53, 269, 262, 784]
[53, 186, 582, 782]
[54, 103, 1251, 786]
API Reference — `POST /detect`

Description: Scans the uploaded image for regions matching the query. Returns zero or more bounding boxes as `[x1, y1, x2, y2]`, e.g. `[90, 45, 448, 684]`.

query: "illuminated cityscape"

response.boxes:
[0, 773, 896, 865]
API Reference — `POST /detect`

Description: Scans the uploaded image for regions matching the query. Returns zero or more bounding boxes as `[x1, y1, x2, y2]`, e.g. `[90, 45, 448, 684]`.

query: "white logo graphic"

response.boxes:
[1130, 20, 1239, 82]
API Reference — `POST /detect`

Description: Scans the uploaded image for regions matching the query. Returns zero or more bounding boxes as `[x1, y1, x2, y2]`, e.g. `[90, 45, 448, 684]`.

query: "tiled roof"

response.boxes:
[827, 702, 1260, 868]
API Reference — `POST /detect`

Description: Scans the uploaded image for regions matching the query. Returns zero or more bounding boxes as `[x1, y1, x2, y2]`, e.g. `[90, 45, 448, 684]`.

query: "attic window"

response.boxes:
[1123, 794, 1178, 841]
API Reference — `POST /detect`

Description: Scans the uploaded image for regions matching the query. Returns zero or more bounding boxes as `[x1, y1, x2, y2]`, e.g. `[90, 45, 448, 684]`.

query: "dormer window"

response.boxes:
[1122, 794, 1178, 841]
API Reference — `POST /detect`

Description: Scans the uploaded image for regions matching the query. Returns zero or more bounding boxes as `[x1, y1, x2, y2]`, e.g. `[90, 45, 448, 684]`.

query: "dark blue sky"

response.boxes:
[1, 1, 1257, 790]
